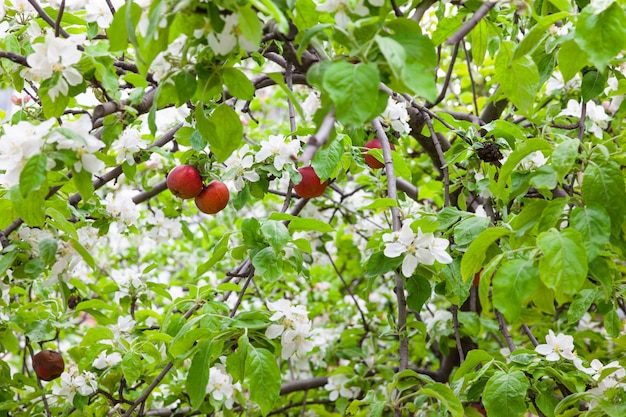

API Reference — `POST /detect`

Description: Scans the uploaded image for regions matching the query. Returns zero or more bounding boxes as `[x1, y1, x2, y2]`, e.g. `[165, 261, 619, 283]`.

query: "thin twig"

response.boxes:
[429, 41, 460, 108]
[577, 101, 587, 142]
[445, 2, 496, 45]
[54, 0, 65, 37]
[462, 41, 480, 116]
[495, 309, 516, 353]
[27, 0, 70, 38]
[324, 246, 370, 333]
[229, 269, 255, 318]
[105, 0, 117, 15]
[390, 0, 404, 17]
[522, 323, 538, 347]
[451, 305, 465, 362]
[423, 114, 450, 206]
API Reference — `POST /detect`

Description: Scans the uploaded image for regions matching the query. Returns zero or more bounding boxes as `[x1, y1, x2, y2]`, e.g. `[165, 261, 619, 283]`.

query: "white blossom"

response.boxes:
[316, 0, 368, 28]
[93, 351, 123, 370]
[206, 364, 241, 409]
[281, 321, 314, 359]
[111, 128, 144, 165]
[49, 115, 105, 173]
[381, 98, 411, 134]
[103, 189, 140, 226]
[255, 135, 301, 171]
[265, 299, 314, 360]
[535, 330, 576, 361]
[559, 99, 610, 139]
[23, 32, 83, 101]
[52, 366, 98, 403]
[324, 374, 360, 400]
[85, 0, 115, 28]
[207, 14, 257, 55]
[224, 144, 260, 191]
[383, 220, 452, 277]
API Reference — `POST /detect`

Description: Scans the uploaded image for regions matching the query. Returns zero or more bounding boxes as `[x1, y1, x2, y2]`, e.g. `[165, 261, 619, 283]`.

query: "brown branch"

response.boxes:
[495, 309, 516, 353]
[27, 0, 70, 38]
[54, 0, 65, 38]
[132, 180, 168, 205]
[423, 113, 450, 206]
[445, 2, 496, 45]
[428, 41, 460, 108]
[280, 377, 328, 395]
[299, 110, 335, 165]
[0, 51, 30, 67]
[577, 101, 587, 142]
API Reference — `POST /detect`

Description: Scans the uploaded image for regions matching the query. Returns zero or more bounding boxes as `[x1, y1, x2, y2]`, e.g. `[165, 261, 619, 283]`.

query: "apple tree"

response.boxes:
[0, 0, 625, 416]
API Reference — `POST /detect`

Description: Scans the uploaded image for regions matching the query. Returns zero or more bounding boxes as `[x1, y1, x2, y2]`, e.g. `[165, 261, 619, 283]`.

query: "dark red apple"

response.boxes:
[363, 138, 395, 169]
[33, 350, 64, 381]
[293, 166, 328, 199]
[167, 165, 204, 199]
[195, 180, 229, 214]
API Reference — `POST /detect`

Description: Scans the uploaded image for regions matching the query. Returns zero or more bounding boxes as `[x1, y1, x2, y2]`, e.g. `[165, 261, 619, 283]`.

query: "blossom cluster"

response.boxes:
[265, 299, 314, 360]
[206, 360, 242, 409]
[535, 330, 626, 399]
[52, 365, 98, 403]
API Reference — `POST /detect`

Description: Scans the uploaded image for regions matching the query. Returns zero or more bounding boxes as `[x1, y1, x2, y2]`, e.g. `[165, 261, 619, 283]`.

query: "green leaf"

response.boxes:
[312, 137, 343, 181]
[494, 41, 540, 113]
[574, 2, 626, 71]
[252, 247, 283, 282]
[173, 71, 197, 105]
[19, 154, 48, 197]
[567, 288, 602, 324]
[453, 216, 490, 246]
[570, 205, 611, 261]
[461, 227, 510, 281]
[46, 207, 78, 240]
[581, 70, 608, 102]
[187, 341, 211, 409]
[222, 67, 254, 101]
[551, 139, 579, 180]
[603, 309, 621, 338]
[558, 39, 588, 82]
[537, 228, 588, 301]
[483, 370, 530, 417]
[73, 167, 95, 201]
[536, 198, 566, 233]
[39, 238, 58, 266]
[207, 104, 243, 162]
[70, 238, 96, 269]
[364, 250, 403, 278]
[322, 61, 380, 127]
[358, 198, 398, 211]
[261, 220, 290, 251]
[493, 138, 552, 200]
[246, 347, 281, 416]
[469, 19, 489, 66]
[10, 186, 46, 227]
[418, 383, 464, 417]
[25, 320, 55, 343]
[107, 2, 142, 51]
[121, 351, 142, 385]
[492, 259, 539, 322]
[453, 349, 493, 382]
[238, 4, 262, 48]
[406, 275, 431, 312]
[581, 161, 626, 234]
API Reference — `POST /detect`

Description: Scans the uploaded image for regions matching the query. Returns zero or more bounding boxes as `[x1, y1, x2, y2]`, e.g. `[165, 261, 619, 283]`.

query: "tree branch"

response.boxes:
[445, 2, 496, 45]
[299, 110, 336, 165]
[0, 51, 30, 67]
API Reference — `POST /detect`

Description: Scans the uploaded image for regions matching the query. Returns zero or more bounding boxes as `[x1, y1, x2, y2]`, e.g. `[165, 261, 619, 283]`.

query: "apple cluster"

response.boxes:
[166, 165, 230, 214]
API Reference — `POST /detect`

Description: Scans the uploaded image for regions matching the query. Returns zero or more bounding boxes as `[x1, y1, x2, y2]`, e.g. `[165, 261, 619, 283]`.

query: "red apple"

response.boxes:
[195, 180, 229, 214]
[32, 350, 65, 381]
[167, 165, 204, 199]
[293, 166, 328, 199]
[363, 138, 395, 169]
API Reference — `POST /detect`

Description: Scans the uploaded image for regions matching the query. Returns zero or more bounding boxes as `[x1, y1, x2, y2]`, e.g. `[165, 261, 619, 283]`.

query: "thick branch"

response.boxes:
[445, 2, 496, 45]
[0, 51, 29, 67]
[299, 110, 335, 165]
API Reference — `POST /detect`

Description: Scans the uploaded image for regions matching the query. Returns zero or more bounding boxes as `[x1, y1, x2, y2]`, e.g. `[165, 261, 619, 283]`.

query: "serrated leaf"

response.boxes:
[453, 349, 493, 382]
[453, 216, 490, 246]
[537, 228, 588, 301]
[495, 41, 539, 113]
[38, 238, 58, 266]
[364, 250, 403, 278]
[268, 213, 334, 233]
[574, 2, 626, 71]
[251, 247, 282, 282]
[567, 288, 601, 324]
[260, 221, 290, 251]
[581, 70, 608, 102]
[418, 383, 464, 417]
[312, 137, 343, 181]
[483, 370, 530, 417]
[570, 205, 610, 261]
[492, 259, 539, 322]
[206, 104, 243, 162]
[197, 233, 231, 276]
[323, 61, 380, 127]
[551, 139, 579, 180]
[581, 161, 626, 234]
[406, 275, 431, 312]
[246, 347, 280, 416]
[558, 40, 588, 82]
[121, 351, 142, 385]
[358, 198, 398, 211]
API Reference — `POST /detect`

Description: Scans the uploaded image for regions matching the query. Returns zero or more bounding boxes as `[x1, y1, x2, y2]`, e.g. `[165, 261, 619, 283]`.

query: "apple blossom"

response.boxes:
[93, 351, 122, 370]
[207, 13, 257, 56]
[255, 135, 301, 172]
[281, 321, 315, 359]
[111, 128, 144, 165]
[206, 364, 241, 409]
[224, 144, 261, 191]
[324, 374, 361, 400]
[535, 330, 576, 361]
[383, 220, 452, 277]
[316, 0, 368, 28]
[559, 99, 610, 139]
[52, 365, 98, 403]
[381, 98, 411, 134]
[49, 115, 105, 174]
